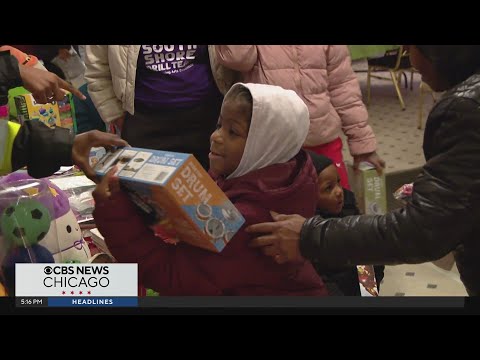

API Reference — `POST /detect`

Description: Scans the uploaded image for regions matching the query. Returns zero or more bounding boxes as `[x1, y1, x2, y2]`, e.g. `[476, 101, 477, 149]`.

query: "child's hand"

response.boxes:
[92, 166, 120, 203]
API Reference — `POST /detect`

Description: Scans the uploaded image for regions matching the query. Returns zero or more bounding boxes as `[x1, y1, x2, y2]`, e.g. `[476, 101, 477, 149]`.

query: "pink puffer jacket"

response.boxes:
[215, 45, 376, 155]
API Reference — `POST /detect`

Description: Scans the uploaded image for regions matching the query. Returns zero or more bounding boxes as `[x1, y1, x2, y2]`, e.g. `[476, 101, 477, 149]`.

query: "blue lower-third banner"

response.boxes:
[48, 297, 138, 307]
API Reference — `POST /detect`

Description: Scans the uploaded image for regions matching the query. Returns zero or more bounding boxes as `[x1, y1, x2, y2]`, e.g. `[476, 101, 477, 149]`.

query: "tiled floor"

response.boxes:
[380, 262, 467, 296]
[345, 60, 467, 296]
[342, 61, 436, 173]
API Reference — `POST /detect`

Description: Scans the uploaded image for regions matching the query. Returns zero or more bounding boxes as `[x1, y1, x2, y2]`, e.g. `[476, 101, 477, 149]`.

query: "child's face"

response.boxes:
[316, 164, 344, 215]
[209, 100, 250, 177]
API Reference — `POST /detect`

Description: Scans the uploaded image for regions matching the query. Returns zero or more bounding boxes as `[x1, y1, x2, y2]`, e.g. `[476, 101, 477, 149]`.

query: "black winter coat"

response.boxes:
[301, 72, 480, 296]
[0, 51, 74, 177]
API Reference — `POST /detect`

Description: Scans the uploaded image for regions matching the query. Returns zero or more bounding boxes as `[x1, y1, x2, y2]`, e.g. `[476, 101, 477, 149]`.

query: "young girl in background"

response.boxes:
[215, 45, 386, 188]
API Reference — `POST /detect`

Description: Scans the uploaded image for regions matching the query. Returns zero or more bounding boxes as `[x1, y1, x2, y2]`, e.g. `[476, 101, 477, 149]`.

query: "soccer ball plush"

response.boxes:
[0, 199, 51, 248]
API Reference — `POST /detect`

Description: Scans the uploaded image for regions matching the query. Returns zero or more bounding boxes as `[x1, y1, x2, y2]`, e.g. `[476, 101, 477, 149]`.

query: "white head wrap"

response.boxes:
[227, 83, 309, 179]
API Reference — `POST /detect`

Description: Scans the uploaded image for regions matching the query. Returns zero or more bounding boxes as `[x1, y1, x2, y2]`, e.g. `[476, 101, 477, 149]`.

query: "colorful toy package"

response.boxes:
[95, 147, 245, 253]
[393, 183, 414, 203]
[14, 93, 61, 127]
[357, 265, 379, 296]
[57, 92, 77, 133]
[8, 87, 31, 121]
[14, 92, 77, 132]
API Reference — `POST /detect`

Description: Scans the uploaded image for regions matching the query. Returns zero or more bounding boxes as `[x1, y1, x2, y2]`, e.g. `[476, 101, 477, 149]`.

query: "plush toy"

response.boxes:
[0, 173, 91, 263]
[0, 175, 57, 295]
[0, 198, 52, 247]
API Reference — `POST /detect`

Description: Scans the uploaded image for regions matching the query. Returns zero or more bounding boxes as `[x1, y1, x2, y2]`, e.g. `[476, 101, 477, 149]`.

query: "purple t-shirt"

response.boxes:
[134, 45, 220, 109]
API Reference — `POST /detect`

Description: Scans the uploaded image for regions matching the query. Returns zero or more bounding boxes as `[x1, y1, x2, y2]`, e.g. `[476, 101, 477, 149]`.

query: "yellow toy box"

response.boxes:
[14, 93, 61, 128]
[95, 147, 245, 253]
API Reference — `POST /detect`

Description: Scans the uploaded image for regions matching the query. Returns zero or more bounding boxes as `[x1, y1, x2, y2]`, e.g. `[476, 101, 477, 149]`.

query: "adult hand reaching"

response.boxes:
[247, 211, 307, 264]
[72, 130, 129, 182]
[18, 64, 86, 104]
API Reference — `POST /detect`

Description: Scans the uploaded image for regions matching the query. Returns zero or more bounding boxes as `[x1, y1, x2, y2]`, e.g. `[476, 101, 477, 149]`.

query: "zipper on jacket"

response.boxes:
[294, 46, 303, 93]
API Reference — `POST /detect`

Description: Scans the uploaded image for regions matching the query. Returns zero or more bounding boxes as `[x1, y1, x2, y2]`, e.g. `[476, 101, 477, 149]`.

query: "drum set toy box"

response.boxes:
[95, 147, 245, 253]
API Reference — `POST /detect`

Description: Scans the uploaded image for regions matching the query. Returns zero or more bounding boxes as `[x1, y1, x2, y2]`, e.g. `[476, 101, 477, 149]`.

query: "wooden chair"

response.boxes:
[366, 46, 414, 110]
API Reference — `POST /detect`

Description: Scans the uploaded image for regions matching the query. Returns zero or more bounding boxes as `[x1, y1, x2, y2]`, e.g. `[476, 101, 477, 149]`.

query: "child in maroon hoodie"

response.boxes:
[92, 83, 328, 296]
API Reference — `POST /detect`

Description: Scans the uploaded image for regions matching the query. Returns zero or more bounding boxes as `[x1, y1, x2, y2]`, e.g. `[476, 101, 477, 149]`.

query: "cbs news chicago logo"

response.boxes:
[15, 263, 138, 297]
[42, 265, 110, 295]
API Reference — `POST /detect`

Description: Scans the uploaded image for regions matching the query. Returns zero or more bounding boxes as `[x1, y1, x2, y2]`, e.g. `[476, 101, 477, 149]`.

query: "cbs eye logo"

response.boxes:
[44, 266, 53, 275]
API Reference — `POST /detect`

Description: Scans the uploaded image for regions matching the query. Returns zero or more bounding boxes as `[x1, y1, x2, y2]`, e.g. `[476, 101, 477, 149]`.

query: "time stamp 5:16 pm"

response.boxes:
[16, 297, 47, 307]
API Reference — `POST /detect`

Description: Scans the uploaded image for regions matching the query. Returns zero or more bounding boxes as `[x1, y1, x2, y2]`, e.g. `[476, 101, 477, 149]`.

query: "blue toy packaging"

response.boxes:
[95, 147, 245, 253]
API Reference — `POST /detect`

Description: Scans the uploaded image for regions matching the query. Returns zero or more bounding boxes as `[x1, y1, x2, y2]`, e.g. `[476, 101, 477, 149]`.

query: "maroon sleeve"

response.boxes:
[93, 192, 222, 295]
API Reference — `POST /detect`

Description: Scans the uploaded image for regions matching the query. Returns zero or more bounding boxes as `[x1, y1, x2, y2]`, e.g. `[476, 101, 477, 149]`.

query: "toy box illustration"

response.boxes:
[14, 93, 61, 128]
[57, 92, 77, 133]
[357, 265, 379, 296]
[348, 162, 387, 216]
[14, 92, 77, 132]
[95, 147, 245, 253]
[89, 147, 107, 168]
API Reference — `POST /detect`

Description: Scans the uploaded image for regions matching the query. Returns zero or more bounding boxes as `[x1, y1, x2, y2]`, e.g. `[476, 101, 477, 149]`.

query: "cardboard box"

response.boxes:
[348, 162, 387, 216]
[57, 93, 77, 133]
[14, 93, 61, 128]
[347, 161, 385, 296]
[89, 147, 107, 168]
[95, 147, 245, 253]
[14, 92, 77, 132]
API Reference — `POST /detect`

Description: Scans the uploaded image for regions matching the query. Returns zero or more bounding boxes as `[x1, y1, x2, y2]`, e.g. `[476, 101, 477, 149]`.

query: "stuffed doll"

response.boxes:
[0, 174, 56, 295]
[0, 173, 91, 263]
